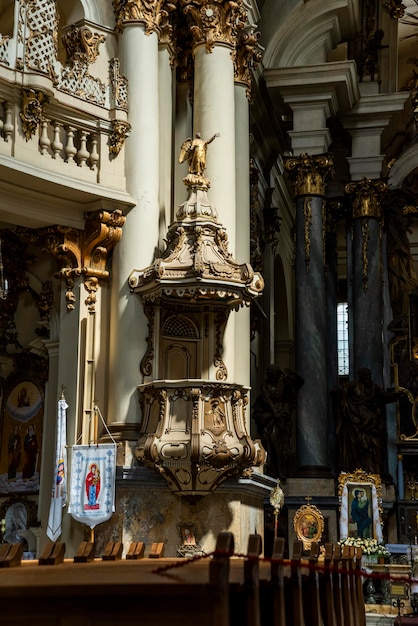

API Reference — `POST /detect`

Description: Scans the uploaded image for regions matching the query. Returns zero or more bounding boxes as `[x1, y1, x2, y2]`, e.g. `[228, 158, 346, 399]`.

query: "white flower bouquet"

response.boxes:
[338, 537, 390, 558]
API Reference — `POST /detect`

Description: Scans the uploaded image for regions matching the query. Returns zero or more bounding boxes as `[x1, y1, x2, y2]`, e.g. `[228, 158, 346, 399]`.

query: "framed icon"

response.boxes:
[338, 469, 383, 542]
[293, 503, 324, 550]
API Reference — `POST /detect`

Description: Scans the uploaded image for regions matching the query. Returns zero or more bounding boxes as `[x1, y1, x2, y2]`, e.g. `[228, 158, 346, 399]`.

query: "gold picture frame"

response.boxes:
[338, 469, 383, 542]
[293, 503, 325, 550]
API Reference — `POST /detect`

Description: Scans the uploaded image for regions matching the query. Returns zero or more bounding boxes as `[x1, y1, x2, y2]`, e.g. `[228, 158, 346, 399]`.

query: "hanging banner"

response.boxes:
[68, 443, 116, 529]
[46, 396, 68, 541]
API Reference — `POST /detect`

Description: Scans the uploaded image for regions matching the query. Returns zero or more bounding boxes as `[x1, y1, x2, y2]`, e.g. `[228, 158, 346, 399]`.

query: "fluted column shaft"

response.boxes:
[285, 154, 334, 473]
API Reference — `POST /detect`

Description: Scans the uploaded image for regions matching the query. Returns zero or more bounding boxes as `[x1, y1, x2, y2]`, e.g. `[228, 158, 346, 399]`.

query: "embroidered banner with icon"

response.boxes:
[46, 396, 67, 541]
[68, 443, 116, 529]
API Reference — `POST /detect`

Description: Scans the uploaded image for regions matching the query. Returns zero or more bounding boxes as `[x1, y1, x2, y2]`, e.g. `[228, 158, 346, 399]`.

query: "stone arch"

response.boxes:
[261, 0, 359, 69]
[388, 145, 418, 190]
[56, 0, 114, 29]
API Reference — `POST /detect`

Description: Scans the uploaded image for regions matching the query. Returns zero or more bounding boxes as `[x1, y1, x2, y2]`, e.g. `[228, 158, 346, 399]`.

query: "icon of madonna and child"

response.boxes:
[84, 462, 101, 510]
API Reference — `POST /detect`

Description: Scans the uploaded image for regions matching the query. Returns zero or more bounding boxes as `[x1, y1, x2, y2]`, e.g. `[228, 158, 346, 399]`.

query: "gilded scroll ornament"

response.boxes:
[384, 0, 405, 19]
[137, 381, 264, 495]
[62, 25, 105, 65]
[180, 0, 247, 52]
[303, 197, 312, 273]
[284, 153, 334, 197]
[109, 120, 131, 156]
[361, 219, 370, 292]
[30, 210, 125, 312]
[20, 89, 48, 141]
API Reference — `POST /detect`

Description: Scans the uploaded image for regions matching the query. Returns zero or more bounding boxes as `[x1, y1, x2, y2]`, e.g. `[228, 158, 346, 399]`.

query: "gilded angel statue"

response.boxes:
[179, 132, 220, 176]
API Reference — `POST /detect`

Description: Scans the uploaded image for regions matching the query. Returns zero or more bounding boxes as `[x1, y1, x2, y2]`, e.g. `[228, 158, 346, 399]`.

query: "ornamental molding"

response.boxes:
[109, 120, 131, 156]
[113, 0, 176, 36]
[384, 0, 405, 20]
[57, 56, 106, 106]
[5, 0, 128, 110]
[284, 153, 335, 197]
[23, 210, 125, 312]
[19, 88, 48, 141]
[180, 0, 247, 52]
[234, 28, 262, 97]
[109, 58, 129, 110]
[62, 25, 105, 65]
[136, 381, 265, 496]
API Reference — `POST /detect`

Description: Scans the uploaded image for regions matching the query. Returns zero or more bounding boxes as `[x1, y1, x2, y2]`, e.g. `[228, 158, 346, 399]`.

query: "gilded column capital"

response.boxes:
[180, 0, 247, 52]
[345, 178, 387, 220]
[234, 27, 262, 97]
[284, 153, 334, 197]
[113, 0, 177, 36]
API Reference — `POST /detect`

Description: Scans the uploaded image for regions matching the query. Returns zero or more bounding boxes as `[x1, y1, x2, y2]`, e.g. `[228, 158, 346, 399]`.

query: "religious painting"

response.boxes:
[293, 503, 324, 550]
[176, 522, 205, 558]
[0, 379, 43, 495]
[181, 524, 196, 546]
[338, 470, 383, 542]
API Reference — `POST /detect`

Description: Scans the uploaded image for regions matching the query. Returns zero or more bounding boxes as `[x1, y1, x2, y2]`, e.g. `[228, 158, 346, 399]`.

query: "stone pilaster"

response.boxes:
[284, 154, 334, 475]
[345, 177, 387, 385]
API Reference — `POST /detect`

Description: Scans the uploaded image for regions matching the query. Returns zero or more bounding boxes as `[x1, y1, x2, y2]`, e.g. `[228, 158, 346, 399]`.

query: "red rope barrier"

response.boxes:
[151, 549, 416, 587]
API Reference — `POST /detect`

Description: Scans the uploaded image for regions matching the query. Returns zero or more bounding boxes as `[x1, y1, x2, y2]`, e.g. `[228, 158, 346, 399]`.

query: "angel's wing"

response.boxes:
[179, 138, 193, 164]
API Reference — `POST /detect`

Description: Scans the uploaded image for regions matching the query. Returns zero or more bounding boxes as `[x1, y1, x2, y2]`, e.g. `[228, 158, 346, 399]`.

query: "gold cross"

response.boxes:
[305, 496, 312, 505]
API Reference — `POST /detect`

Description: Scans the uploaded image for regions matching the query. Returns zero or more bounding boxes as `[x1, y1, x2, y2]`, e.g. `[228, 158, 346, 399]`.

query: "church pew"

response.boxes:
[354, 547, 366, 626]
[302, 543, 322, 626]
[284, 541, 306, 626]
[319, 543, 337, 626]
[341, 545, 355, 626]
[73, 541, 95, 563]
[102, 541, 123, 561]
[259, 536, 286, 626]
[331, 544, 345, 626]
[229, 534, 262, 626]
[38, 541, 66, 565]
[0, 542, 23, 568]
[126, 541, 145, 560]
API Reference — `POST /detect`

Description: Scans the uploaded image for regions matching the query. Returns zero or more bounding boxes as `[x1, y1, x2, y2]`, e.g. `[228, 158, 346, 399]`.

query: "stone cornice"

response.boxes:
[264, 61, 360, 117]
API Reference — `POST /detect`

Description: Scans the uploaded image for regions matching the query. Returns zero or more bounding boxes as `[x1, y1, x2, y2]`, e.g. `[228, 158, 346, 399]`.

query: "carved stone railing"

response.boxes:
[0, 88, 128, 192]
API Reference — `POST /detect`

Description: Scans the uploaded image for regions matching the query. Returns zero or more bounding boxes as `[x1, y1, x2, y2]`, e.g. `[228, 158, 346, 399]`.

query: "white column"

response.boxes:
[234, 81, 250, 390]
[193, 44, 236, 250]
[108, 24, 160, 428]
[159, 45, 173, 242]
[193, 43, 236, 382]
[174, 81, 193, 216]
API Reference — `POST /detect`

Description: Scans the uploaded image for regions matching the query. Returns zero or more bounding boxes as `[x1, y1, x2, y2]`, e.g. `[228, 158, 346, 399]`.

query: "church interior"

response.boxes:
[2, 0, 418, 622]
